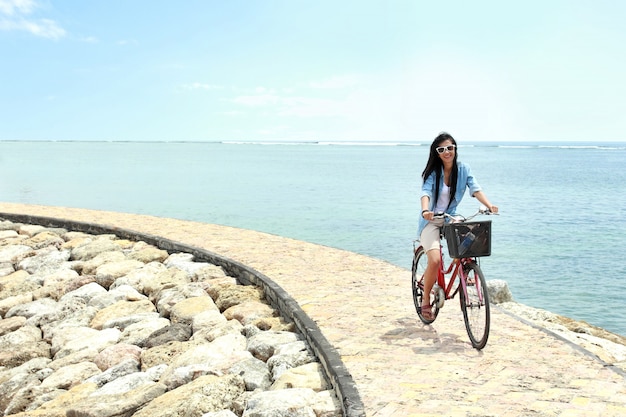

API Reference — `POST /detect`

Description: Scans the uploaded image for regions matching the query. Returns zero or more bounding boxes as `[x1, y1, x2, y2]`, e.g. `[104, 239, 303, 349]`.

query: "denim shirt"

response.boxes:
[417, 161, 482, 237]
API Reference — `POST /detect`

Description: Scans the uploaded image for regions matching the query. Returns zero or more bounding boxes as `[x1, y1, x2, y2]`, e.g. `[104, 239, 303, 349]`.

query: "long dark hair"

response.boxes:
[421, 132, 458, 210]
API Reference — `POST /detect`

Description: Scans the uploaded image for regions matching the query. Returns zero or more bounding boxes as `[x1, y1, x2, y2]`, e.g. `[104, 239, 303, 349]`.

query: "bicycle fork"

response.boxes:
[433, 269, 446, 309]
[459, 262, 485, 308]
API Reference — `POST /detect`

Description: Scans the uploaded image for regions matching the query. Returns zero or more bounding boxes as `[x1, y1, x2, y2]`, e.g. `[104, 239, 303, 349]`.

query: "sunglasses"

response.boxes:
[436, 145, 456, 154]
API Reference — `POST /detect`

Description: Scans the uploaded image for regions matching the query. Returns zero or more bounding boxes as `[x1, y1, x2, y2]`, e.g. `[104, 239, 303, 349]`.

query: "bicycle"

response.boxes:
[412, 207, 497, 350]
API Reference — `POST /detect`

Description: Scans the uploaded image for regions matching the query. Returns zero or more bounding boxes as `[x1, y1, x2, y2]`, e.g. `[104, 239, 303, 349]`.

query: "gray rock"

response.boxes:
[243, 388, 318, 417]
[89, 299, 157, 330]
[170, 296, 220, 326]
[143, 322, 192, 348]
[267, 342, 316, 379]
[0, 261, 14, 277]
[110, 261, 167, 293]
[0, 230, 19, 239]
[80, 250, 127, 275]
[192, 309, 229, 333]
[94, 344, 142, 371]
[66, 381, 167, 417]
[0, 325, 50, 367]
[71, 238, 122, 261]
[40, 305, 99, 344]
[6, 297, 58, 320]
[27, 296, 89, 328]
[223, 300, 275, 325]
[4, 384, 66, 415]
[22, 231, 65, 250]
[193, 319, 244, 343]
[50, 326, 101, 357]
[54, 328, 121, 360]
[119, 317, 170, 346]
[153, 282, 208, 313]
[0, 292, 33, 318]
[0, 372, 41, 415]
[247, 331, 302, 362]
[142, 268, 190, 300]
[95, 259, 145, 289]
[39, 361, 101, 390]
[48, 348, 99, 371]
[100, 312, 161, 331]
[228, 356, 272, 391]
[87, 358, 141, 388]
[164, 252, 221, 279]
[17, 247, 72, 276]
[213, 285, 265, 312]
[0, 244, 32, 263]
[159, 334, 251, 390]
[487, 279, 513, 304]
[0, 316, 27, 336]
[203, 411, 239, 417]
[140, 340, 189, 370]
[128, 246, 169, 263]
[18, 224, 46, 236]
[88, 364, 151, 394]
[132, 374, 245, 417]
[60, 282, 108, 304]
[270, 362, 329, 391]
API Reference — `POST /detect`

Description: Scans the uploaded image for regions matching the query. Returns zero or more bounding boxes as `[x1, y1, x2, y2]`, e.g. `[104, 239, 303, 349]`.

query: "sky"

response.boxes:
[1, 0, 625, 143]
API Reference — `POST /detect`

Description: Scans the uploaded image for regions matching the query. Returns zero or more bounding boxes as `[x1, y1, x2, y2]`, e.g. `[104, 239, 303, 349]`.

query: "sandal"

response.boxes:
[420, 304, 435, 321]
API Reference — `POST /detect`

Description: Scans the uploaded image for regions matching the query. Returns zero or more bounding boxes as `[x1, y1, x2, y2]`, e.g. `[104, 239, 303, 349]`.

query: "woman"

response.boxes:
[418, 132, 498, 320]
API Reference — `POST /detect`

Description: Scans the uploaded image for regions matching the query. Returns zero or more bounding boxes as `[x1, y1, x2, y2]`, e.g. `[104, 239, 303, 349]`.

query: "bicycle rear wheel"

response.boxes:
[459, 262, 490, 349]
[412, 246, 439, 324]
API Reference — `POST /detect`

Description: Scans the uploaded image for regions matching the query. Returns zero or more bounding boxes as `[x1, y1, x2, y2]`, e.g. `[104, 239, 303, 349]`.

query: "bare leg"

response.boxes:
[421, 249, 441, 308]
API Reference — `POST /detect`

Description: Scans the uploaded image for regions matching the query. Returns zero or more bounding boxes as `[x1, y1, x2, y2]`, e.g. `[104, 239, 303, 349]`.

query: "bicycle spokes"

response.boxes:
[460, 262, 490, 349]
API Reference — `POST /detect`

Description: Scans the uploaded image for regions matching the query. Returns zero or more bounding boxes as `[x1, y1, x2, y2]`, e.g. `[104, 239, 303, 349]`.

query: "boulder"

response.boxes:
[487, 279, 513, 304]
[132, 374, 245, 417]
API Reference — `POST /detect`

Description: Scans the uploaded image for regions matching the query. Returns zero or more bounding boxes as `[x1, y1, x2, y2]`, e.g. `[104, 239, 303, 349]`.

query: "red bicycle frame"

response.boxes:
[435, 246, 484, 304]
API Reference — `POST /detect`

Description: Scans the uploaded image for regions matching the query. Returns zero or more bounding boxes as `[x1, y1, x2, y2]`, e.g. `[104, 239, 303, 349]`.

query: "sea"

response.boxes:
[1, 140, 625, 337]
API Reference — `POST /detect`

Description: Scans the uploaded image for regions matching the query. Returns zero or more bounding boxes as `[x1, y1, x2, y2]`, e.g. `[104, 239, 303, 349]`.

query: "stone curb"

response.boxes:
[0, 211, 366, 417]
[495, 305, 626, 379]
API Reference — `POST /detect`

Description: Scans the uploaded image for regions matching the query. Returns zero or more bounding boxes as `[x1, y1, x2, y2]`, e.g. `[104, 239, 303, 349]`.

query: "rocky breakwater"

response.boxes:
[0, 220, 342, 417]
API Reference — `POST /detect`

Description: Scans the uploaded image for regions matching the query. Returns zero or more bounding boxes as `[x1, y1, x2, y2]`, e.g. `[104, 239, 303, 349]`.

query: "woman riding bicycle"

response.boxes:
[418, 132, 498, 320]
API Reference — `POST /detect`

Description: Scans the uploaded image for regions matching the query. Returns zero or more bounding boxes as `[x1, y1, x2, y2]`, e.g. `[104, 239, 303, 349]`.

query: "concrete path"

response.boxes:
[1, 203, 625, 416]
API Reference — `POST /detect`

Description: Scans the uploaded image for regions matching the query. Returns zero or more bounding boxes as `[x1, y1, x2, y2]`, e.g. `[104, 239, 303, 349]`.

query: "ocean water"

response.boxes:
[1, 140, 625, 336]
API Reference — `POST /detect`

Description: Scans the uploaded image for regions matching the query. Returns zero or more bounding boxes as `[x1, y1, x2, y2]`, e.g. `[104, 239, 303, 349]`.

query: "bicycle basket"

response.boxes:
[444, 220, 492, 258]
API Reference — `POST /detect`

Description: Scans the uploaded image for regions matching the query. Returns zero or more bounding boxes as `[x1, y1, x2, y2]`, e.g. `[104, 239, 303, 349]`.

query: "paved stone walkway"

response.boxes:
[1, 203, 625, 416]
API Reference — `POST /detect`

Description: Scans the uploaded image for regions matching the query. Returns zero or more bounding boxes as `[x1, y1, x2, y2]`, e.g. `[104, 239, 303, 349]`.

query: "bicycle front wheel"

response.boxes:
[459, 262, 490, 349]
[412, 246, 439, 324]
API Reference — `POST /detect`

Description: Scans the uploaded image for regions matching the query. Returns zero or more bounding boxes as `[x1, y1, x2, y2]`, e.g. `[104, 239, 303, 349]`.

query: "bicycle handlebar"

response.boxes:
[432, 207, 499, 222]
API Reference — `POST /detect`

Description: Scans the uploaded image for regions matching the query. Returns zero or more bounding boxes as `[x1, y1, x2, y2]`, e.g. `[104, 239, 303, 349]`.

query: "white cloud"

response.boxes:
[230, 91, 346, 118]
[276, 97, 345, 118]
[117, 39, 139, 46]
[0, 0, 36, 16]
[0, 0, 65, 39]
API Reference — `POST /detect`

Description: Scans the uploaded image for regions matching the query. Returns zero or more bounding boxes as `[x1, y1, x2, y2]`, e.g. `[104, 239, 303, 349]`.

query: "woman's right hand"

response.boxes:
[422, 210, 434, 221]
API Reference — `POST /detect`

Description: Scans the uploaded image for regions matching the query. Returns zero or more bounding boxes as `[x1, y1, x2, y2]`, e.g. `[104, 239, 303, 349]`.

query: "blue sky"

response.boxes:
[1, 0, 625, 142]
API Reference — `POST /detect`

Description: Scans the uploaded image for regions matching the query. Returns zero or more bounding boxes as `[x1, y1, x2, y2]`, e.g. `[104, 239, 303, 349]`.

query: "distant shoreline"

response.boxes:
[1, 139, 625, 149]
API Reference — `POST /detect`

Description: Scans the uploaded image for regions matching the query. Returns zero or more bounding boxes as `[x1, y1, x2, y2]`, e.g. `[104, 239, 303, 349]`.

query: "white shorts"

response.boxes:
[420, 218, 445, 253]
